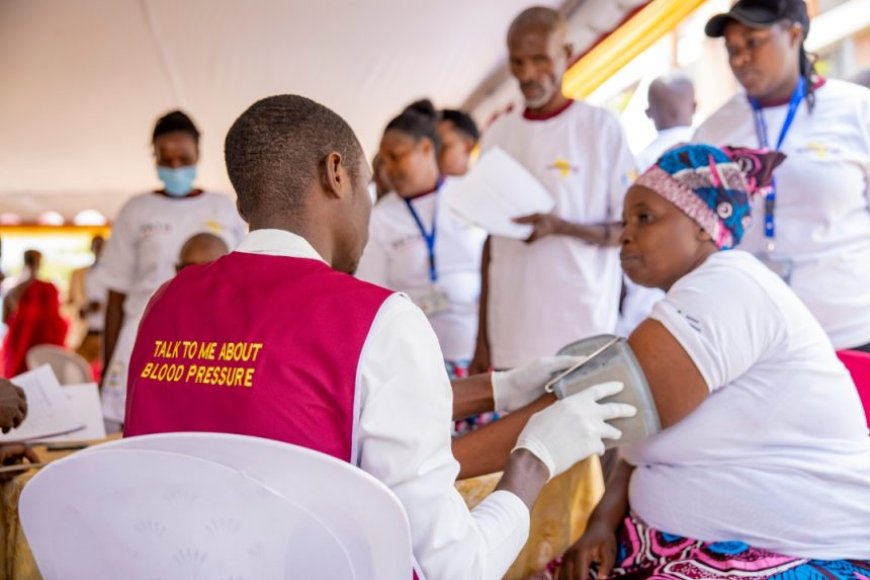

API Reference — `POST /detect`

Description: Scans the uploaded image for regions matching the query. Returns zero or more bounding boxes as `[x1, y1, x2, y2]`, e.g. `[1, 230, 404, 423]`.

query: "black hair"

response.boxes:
[225, 95, 363, 220]
[780, 0, 817, 112]
[798, 44, 817, 113]
[440, 109, 480, 144]
[152, 110, 201, 145]
[384, 109, 442, 157]
[23, 249, 41, 268]
[403, 99, 438, 120]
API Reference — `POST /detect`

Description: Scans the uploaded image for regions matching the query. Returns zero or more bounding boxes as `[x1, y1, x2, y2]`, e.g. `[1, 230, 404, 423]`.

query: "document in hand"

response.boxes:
[443, 146, 555, 239]
[0, 365, 84, 442]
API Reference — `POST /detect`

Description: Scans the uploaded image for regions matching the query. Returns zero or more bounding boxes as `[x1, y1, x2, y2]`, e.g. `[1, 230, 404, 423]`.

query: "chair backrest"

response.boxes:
[20, 432, 413, 580]
[837, 349, 870, 429]
[25, 344, 92, 385]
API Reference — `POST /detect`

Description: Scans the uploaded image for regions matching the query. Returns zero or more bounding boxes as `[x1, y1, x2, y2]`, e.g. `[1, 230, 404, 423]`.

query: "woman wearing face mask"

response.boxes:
[549, 144, 870, 579]
[355, 108, 500, 431]
[693, 0, 870, 352]
[96, 110, 246, 429]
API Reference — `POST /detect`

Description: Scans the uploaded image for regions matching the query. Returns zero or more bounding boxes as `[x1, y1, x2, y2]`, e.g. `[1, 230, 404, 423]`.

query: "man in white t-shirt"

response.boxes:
[634, 73, 696, 171]
[471, 7, 637, 371]
[97, 111, 246, 427]
[618, 73, 696, 336]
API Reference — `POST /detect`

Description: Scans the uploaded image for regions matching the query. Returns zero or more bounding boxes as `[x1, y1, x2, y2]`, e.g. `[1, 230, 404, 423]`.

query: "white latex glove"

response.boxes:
[513, 381, 635, 480]
[490, 355, 586, 413]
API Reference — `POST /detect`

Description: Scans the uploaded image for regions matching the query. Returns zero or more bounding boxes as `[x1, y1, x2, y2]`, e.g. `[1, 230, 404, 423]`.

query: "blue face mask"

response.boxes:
[157, 165, 197, 197]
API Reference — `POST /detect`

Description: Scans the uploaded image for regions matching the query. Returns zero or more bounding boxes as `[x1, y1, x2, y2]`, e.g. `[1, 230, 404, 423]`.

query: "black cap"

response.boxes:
[705, 0, 809, 38]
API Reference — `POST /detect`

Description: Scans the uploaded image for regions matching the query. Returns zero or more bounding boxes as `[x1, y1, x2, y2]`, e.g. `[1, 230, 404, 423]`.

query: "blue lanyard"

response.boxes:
[748, 78, 805, 244]
[403, 187, 440, 283]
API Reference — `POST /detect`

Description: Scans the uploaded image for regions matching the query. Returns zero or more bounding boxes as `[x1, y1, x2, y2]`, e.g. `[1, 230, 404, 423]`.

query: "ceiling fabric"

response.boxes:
[0, 0, 644, 220]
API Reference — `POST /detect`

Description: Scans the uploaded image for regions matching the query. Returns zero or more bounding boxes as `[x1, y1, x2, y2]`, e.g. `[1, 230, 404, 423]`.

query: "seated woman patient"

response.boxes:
[554, 144, 870, 579]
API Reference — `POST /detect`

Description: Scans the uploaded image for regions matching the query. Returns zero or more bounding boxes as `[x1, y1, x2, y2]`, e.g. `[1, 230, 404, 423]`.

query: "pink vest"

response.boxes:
[124, 252, 392, 463]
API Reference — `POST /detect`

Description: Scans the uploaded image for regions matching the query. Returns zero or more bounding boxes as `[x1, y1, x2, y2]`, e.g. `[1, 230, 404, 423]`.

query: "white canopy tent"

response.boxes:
[0, 0, 646, 221]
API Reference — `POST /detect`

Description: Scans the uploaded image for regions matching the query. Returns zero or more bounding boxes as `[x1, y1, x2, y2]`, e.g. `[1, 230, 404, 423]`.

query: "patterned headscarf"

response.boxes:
[635, 144, 785, 249]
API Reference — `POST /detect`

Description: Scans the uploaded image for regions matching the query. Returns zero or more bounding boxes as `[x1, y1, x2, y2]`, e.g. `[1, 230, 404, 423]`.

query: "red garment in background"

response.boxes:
[2, 280, 68, 377]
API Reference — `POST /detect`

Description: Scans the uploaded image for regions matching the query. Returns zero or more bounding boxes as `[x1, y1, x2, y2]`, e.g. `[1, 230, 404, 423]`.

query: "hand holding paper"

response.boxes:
[443, 146, 555, 239]
[0, 379, 28, 433]
[0, 366, 84, 442]
[512, 212, 565, 243]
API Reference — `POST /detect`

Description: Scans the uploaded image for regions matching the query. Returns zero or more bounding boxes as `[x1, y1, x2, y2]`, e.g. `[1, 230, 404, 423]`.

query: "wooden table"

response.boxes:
[1, 443, 602, 580]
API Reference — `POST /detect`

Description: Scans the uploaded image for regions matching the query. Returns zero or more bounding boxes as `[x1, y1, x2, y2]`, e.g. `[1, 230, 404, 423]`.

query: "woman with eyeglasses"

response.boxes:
[693, 0, 870, 353]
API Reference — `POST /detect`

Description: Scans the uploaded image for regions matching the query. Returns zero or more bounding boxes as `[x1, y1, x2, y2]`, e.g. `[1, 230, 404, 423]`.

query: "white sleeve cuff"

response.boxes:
[469, 490, 530, 579]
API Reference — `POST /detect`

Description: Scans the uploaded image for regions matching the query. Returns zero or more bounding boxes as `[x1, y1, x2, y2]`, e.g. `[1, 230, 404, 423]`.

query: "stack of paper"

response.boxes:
[0, 366, 100, 443]
[40, 383, 106, 442]
[443, 146, 555, 239]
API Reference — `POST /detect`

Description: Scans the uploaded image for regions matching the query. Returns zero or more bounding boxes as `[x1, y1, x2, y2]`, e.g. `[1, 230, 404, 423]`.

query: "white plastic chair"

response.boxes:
[25, 344, 92, 385]
[20, 432, 414, 580]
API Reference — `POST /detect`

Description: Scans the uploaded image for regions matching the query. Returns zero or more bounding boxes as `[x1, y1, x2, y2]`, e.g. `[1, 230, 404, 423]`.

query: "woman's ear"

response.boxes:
[789, 22, 805, 47]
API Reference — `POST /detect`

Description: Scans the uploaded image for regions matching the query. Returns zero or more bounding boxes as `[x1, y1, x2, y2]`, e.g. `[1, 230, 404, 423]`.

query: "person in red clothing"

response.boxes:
[2, 250, 67, 377]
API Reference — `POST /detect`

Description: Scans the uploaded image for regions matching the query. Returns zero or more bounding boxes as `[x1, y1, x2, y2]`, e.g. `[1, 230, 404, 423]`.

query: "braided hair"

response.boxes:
[786, 1, 817, 112]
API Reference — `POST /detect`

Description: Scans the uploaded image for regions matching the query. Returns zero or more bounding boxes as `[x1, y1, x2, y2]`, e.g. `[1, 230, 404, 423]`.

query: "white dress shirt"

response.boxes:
[237, 229, 530, 579]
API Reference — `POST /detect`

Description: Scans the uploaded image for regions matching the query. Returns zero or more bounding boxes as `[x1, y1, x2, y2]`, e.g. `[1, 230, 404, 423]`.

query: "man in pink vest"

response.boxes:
[124, 95, 634, 579]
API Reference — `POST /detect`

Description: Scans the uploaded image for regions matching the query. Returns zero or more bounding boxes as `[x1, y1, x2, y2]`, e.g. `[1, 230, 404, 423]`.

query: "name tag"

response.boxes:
[418, 285, 451, 316]
[756, 252, 794, 284]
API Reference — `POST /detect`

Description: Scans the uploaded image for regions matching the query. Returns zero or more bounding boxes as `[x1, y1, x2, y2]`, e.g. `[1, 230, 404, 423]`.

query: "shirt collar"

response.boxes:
[657, 125, 693, 137]
[235, 229, 328, 264]
[522, 99, 575, 121]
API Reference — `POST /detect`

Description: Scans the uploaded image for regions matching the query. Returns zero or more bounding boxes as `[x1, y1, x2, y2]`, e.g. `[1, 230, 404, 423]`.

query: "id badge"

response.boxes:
[418, 285, 451, 316]
[756, 251, 794, 284]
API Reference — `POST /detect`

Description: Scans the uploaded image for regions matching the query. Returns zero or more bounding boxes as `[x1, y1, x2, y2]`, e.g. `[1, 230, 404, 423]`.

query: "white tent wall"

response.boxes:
[5, 0, 597, 221]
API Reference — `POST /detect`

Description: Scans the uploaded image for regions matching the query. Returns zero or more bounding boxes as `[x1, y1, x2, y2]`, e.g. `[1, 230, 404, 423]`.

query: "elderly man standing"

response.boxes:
[124, 94, 634, 579]
[471, 6, 637, 373]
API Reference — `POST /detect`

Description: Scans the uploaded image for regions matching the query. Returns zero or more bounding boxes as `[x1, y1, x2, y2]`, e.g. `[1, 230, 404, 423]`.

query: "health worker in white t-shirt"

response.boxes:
[693, 0, 870, 352]
[97, 110, 246, 426]
[356, 108, 486, 377]
[471, 7, 637, 373]
[557, 144, 870, 579]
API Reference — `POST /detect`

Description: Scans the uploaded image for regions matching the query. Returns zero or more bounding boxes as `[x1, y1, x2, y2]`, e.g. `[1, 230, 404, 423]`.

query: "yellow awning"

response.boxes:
[563, 0, 707, 99]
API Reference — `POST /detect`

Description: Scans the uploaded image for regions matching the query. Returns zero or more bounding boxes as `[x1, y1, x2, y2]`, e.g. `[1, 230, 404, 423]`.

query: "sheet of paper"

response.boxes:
[443, 146, 555, 239]
[0, 366, 84, 442]
[38, 383, 106, 442]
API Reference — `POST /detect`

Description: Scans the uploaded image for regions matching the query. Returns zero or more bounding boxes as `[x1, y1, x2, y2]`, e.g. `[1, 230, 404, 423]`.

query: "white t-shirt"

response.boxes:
[634, 125, 695, 173]
[622, 250, 870, 559]
[480, 102, 637, 368]
[238, 230, 529, 579]
[82, 263, 108, 331]
[97, 190, 247, 421]
[356, 179, 486, 361]
[693, 79, 870, 349]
